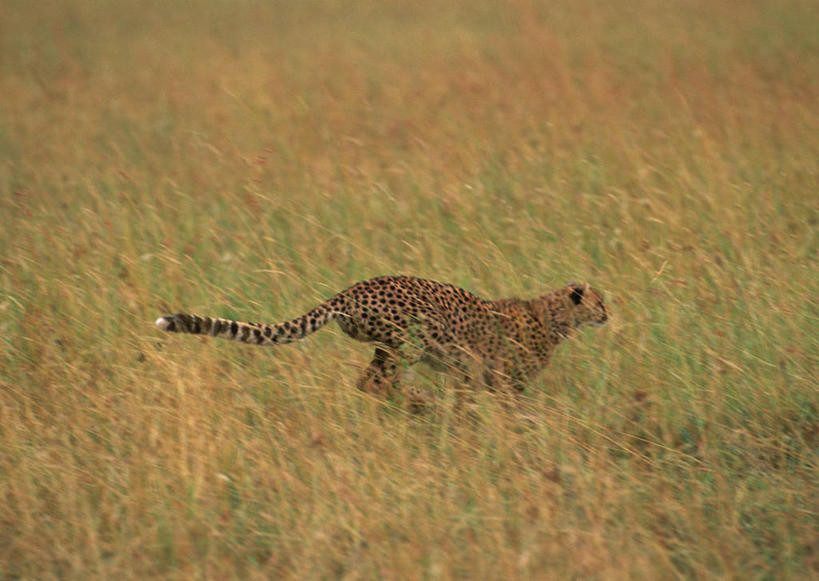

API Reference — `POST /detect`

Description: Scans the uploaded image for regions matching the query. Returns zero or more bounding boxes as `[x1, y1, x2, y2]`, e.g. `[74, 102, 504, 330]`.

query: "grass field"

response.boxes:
[1, 0, 817, 578]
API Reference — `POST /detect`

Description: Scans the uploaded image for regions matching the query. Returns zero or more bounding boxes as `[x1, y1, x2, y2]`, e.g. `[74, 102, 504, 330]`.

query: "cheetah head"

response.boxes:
[566, 283, 609, 327]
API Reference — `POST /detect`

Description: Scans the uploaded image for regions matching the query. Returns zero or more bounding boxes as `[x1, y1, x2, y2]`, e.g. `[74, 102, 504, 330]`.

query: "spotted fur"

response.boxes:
[156, 275, 608, 405]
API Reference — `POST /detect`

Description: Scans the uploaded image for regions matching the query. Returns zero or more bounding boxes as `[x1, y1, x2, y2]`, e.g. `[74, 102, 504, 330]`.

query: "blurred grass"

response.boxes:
[1, 0, 817, 578]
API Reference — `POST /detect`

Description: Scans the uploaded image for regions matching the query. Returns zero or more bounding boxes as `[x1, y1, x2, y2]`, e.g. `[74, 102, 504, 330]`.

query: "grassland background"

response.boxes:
[1, 0, 817, 578]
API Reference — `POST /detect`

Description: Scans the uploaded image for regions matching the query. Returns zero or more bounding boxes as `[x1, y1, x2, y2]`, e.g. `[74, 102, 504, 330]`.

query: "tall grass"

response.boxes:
[1, 0, 817, 578]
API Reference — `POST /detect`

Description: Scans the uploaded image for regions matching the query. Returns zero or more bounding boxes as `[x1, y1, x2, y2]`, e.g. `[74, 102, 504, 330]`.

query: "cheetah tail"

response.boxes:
[155, 304, 336, 346]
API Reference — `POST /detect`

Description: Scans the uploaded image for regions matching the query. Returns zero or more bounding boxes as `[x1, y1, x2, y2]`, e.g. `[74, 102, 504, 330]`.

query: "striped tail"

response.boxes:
[155, 303, 336, 346]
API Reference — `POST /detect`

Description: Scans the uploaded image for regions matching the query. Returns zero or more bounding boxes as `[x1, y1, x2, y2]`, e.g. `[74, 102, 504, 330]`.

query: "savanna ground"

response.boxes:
[1, 0, 817, 578]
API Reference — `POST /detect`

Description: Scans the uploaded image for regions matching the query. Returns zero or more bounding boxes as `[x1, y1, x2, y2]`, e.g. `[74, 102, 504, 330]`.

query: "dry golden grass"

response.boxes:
[1, 0, 817, 578]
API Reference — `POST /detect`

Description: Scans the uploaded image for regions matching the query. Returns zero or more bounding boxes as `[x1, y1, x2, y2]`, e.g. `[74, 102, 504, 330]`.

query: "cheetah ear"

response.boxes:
[568, 285, 584, 305]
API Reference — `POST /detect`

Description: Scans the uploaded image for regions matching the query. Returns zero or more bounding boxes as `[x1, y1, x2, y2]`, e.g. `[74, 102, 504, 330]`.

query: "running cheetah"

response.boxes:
[156, 276, 608, 406]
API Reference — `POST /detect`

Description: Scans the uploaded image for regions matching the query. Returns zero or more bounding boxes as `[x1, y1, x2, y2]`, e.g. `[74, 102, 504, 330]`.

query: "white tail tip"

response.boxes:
[155, 317, 172, 331]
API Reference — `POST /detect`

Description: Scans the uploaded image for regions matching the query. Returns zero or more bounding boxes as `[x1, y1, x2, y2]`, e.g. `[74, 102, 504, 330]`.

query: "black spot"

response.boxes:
[570, 287, 584, 305]
[253, 328, 262, 342]
[230, 321, 239, 336]
[263, 327, 272, 338]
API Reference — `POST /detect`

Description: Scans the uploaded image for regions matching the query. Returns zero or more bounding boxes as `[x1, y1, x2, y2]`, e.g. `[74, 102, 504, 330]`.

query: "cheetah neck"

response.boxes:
[529, 294, 574, 340]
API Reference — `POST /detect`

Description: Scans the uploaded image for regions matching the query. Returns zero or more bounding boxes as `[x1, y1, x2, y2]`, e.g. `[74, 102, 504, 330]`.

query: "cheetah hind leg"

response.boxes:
[356, 347, 398, 396]
[356, 346, 430, 412]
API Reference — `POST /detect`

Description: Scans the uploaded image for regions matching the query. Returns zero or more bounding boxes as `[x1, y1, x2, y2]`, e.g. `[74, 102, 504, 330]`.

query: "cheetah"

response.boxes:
[155, 276, 608, 406]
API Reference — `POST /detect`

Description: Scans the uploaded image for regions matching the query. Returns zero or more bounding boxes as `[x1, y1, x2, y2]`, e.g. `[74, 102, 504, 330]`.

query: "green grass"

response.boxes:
[1, 0, 817, 578]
